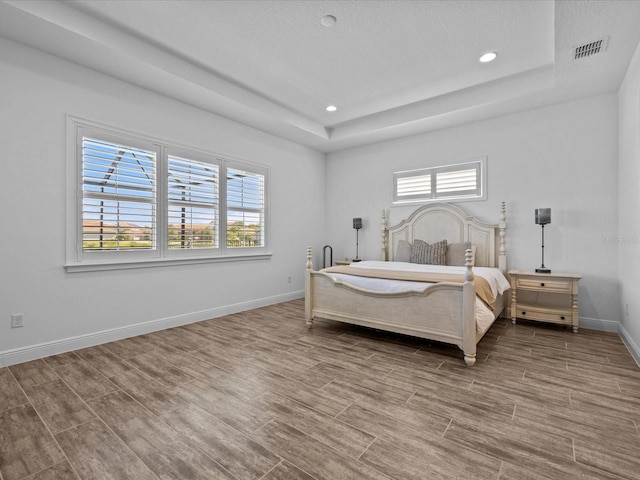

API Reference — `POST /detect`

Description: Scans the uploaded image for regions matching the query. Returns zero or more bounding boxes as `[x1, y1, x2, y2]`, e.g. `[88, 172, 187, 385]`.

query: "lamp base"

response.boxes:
[535, 267, 551, 274]
[352, 258, 362, 262]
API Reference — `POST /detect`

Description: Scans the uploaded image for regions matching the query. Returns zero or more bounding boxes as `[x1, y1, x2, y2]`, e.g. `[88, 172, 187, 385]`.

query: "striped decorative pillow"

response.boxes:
[409, 239, 447, 265]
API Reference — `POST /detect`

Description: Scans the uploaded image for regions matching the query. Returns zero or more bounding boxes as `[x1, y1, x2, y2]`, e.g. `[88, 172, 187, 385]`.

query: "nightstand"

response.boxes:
[508, 270, 581, 333]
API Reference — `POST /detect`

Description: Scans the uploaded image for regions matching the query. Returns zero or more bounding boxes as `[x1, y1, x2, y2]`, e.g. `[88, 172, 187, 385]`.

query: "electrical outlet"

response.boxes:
[287, 275, 292, 283]
[11, 314, 24, 328]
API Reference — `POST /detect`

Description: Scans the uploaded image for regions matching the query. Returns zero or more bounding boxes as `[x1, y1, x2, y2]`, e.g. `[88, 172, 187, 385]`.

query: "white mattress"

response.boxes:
[324, 261, 510, 337]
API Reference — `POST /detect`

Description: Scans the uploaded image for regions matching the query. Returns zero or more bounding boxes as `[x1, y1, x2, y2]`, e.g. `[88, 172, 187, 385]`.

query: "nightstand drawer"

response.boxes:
[516, 277, 572, 293]
[515, 305, 572, 324]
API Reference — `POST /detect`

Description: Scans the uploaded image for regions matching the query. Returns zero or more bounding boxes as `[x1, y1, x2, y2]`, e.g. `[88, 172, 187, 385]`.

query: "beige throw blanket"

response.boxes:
[322, 265, 496, 310]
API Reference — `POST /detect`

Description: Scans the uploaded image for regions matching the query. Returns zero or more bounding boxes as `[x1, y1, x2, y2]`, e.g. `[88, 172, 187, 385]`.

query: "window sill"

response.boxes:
[65, 252, 272, 273]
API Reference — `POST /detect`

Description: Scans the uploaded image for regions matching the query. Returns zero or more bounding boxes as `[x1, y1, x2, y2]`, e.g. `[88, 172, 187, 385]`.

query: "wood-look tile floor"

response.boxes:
[1, 299, 639, 480]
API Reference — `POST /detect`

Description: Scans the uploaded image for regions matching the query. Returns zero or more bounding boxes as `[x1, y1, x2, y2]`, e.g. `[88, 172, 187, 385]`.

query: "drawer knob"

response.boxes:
[561, 316, 565, 320]
[540, 282, 545, 287]
[521, 311, 526, 315]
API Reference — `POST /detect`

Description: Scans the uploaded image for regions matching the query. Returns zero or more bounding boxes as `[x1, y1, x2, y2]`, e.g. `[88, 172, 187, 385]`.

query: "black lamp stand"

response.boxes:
[536, 224, 550, 273]
[534, 208, 551, 273]
[353, 217, 362, 262]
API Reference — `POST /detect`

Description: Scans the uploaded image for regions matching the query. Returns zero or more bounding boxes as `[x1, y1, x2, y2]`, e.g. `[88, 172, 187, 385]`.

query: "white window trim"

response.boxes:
[392, 156, 487, 205]
[65, 116, 271, 272]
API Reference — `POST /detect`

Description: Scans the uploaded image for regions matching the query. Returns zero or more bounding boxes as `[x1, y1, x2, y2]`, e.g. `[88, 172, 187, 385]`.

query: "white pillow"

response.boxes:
[395, 240, 412, 262]
[446, 243, 477, 266]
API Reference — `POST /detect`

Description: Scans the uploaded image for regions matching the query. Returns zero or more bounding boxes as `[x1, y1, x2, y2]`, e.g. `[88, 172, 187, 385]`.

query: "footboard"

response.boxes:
[304, 247, 478, 366]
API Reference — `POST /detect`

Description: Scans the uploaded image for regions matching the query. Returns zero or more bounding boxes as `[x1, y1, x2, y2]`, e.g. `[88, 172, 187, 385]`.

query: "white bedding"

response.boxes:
[323, 261, 511, 337]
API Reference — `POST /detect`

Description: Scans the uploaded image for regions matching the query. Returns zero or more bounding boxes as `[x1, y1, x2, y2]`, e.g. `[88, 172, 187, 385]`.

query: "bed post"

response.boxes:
[462, 249, 477, 366]
[305, 246, 313, 328]
[498, 201, 507, 274]
[380, 209, 387, 261]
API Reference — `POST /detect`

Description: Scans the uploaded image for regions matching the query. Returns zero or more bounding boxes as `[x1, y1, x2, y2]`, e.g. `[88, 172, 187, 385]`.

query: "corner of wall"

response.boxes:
[619, 322, 640, 367]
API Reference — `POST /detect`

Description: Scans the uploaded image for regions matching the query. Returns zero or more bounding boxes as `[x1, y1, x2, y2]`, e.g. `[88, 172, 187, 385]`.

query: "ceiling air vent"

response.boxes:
[574, 36, 609, 60]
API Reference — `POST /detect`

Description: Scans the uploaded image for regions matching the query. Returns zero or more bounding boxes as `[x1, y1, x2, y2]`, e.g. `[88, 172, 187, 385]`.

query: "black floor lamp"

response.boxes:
[353, 217, 362, 262]
[535, 208, 551, 273]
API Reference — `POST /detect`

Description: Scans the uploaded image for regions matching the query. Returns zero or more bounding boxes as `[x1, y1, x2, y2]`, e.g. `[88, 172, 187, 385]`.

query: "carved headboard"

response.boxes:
[381, 202, 507, 272]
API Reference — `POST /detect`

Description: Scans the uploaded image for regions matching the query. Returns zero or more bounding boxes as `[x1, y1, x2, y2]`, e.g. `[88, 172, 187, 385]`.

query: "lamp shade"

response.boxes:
[353, 218, 362, 229]
[535, 208, 551, 225]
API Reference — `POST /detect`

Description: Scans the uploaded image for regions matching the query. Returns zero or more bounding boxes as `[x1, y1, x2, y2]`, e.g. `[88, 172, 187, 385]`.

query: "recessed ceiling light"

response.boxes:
[479, 52, 497, 63]
[321, 15, 337, 27]
[326, 105, 337, 112]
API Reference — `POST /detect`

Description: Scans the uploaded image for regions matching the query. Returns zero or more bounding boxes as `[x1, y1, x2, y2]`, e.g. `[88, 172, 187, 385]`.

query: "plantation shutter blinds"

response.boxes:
[167, 156, 219, 249]
[72, 121, 270, 269]
[434, 164, 480, 198]
[393, 160, 482, 203]
[226, 167, 265, 248]
[82, 137, 156, 251]
[395, 173, 432, 202]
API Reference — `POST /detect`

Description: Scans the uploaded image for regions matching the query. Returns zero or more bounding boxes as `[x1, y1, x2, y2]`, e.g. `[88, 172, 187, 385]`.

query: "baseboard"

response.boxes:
[579, 316, 640, 367]
[579, 316, 620, 333]
[618, 323, 640, 368]
[0, 291, 304, 368]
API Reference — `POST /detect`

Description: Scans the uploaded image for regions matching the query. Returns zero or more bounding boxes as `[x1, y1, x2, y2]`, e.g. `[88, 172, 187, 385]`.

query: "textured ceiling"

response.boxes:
[1, 0, 640, 152]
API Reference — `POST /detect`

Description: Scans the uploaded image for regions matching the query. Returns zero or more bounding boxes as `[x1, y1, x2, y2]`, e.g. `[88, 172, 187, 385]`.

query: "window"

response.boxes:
[226, 167, 265, 248]
[167, 155, 219, 250]
[68, 119, 269, 271]
[82, 137, 157, 253]
[393, 157, 485, 204]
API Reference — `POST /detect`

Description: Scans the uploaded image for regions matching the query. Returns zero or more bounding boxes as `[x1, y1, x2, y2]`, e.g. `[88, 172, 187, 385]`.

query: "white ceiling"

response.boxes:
[1, 0, 640, 153]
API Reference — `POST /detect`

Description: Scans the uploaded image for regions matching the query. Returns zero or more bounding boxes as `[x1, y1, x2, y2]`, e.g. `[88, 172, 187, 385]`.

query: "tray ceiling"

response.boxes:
[1, 0, 639, 152]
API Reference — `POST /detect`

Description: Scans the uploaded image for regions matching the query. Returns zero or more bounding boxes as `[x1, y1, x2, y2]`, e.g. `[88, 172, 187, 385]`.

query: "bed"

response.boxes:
[304, 202, 508, 366]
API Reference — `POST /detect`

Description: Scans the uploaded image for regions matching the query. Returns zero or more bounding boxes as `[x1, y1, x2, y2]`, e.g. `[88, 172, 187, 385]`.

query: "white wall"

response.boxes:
[0, 39, 325, 365]
[618, 40, 640, 363]
[325, 94, 620, 328]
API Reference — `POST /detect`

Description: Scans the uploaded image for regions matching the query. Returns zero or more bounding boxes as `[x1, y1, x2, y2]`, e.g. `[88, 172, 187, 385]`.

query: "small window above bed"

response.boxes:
[393, 157, 486, 204]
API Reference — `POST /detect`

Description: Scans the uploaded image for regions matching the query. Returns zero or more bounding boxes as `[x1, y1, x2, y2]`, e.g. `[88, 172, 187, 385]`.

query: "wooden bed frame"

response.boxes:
[305, 202, 507, 366]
